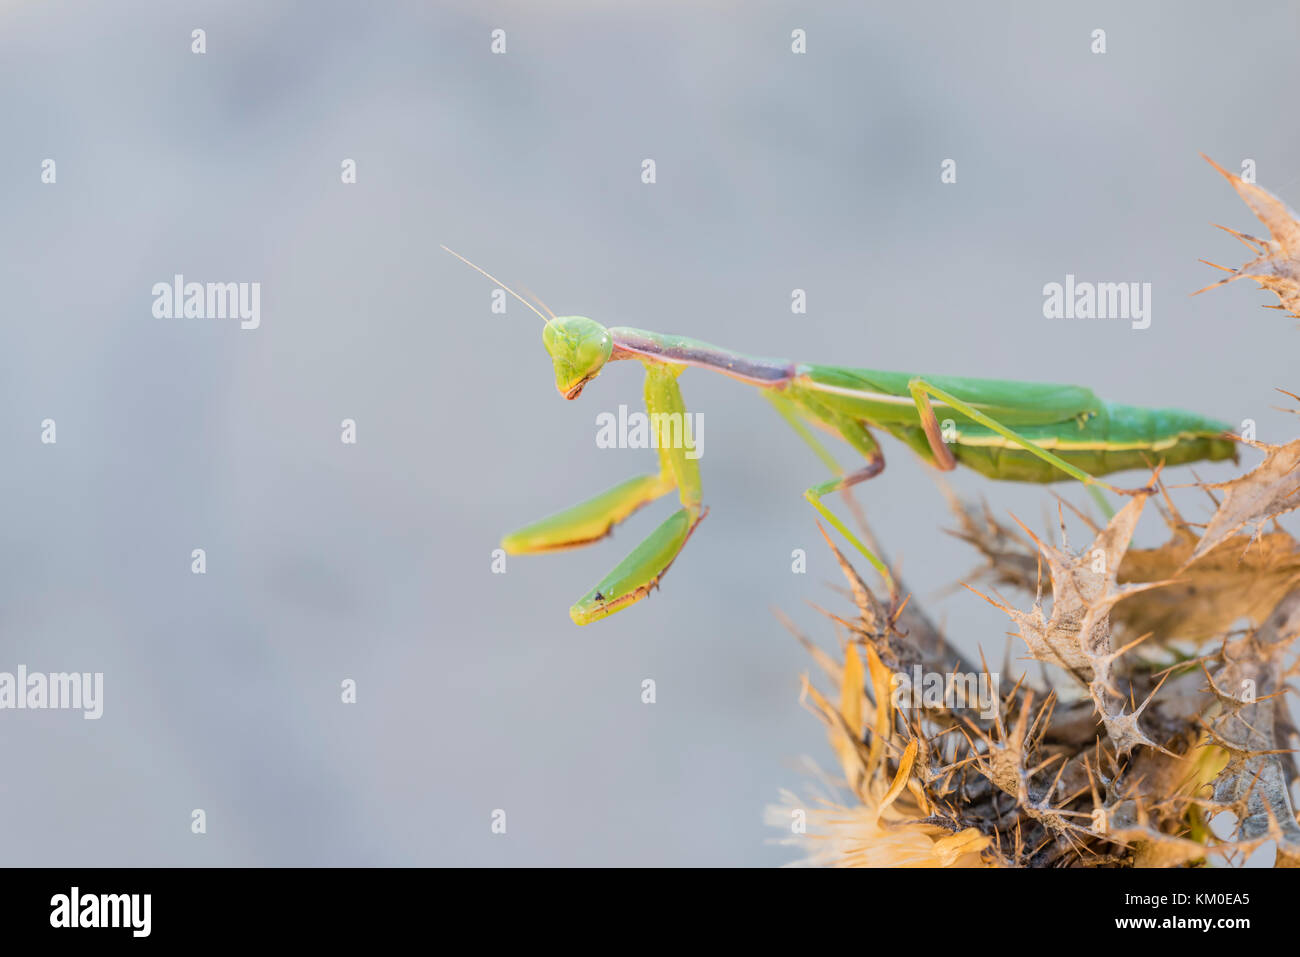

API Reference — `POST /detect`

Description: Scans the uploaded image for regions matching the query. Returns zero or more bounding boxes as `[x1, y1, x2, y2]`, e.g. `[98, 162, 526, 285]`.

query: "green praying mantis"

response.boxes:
[445, 247, 1239, 625]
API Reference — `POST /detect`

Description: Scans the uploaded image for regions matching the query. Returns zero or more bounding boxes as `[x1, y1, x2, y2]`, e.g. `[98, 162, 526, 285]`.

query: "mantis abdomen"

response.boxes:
[882, 403, 1238, 483]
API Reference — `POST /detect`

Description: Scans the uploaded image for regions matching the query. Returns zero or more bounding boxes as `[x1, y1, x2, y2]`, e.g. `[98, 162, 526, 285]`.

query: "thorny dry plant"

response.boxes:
[769, 429, 1300, 868]
[1197, 155, 1300, 321]
[768, 157, 1300, 867]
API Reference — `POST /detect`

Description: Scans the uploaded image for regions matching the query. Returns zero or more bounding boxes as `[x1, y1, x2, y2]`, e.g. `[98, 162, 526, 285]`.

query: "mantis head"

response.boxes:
[439, 247, 613, 399]
[544, 317, 613, 400]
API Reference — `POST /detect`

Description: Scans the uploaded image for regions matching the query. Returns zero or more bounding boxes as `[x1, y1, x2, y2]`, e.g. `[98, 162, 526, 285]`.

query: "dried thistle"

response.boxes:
[1196, 154, 1300, 321]
[769, 449, 1300, 868]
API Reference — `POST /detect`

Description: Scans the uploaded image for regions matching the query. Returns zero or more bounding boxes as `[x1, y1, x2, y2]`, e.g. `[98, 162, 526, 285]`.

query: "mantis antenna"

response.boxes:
[440, 245, 550, 324]
[518, 285, 557, 321]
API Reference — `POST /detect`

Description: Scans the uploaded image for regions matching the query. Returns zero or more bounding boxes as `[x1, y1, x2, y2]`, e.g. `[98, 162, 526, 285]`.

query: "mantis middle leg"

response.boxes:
[766, 391, 897, 597]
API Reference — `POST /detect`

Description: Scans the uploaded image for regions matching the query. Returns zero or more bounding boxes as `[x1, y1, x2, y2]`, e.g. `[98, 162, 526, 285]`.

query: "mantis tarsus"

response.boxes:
[446, 247, 1239, 625]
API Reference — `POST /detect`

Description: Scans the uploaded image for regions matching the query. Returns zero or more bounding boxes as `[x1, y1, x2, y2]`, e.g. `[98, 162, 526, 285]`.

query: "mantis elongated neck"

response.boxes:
[609, 327, 795, 386]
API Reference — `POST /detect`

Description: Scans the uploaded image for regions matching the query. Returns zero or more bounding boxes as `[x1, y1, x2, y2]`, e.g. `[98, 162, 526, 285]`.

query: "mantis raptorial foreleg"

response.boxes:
[766, 392, 897, 597]
[906, 378, 1145, 497]
[505, 362, 706, 624]
[502, 473, 675, 553]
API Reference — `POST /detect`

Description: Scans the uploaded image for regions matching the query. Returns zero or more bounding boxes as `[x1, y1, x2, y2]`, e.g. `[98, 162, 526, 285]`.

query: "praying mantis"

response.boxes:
[445, 247, 1239, 625]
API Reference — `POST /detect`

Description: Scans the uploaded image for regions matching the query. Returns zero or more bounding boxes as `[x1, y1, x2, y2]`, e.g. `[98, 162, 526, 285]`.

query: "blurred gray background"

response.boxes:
[2, 0, 1298, 866]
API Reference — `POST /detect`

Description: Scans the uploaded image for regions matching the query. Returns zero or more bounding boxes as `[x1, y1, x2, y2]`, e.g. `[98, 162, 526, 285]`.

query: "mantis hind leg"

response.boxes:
[766, 392, 897, 597]
[906, 378, 1147, 501]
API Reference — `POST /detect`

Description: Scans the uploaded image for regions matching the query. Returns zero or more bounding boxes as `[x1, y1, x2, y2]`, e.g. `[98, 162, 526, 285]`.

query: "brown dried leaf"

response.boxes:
[1121, 827, 1211, 868]
[1193, 439, 1300, 560]
[864, 645, 893, 777]
[1116, 531, 1300, 642]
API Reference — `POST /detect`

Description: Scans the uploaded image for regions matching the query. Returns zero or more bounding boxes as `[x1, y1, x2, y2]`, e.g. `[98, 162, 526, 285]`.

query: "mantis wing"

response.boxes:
[799, 364, 1102, 427]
